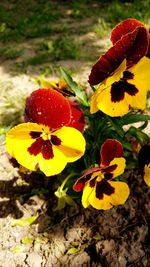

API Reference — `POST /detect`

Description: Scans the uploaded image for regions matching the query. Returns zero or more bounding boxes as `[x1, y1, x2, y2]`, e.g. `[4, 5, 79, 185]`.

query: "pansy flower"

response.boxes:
[89, 20, 150, 117]
[26, 80, 85, 132]
[138, 144, 150, 186]
[6, 88, 86, 177]
[73, 139, 129, 210]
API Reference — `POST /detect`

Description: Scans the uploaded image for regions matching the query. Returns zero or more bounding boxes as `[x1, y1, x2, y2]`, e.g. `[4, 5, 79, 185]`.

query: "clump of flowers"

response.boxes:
[5, 18, 150, 211]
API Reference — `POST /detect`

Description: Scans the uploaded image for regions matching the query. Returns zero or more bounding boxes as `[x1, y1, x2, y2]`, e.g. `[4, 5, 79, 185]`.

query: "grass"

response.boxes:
[1, 0, 150, 68]
[0, 46, 23, 60]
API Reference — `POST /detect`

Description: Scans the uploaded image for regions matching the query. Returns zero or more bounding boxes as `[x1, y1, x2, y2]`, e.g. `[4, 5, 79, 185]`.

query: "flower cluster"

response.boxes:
[5, 18, 150, 211]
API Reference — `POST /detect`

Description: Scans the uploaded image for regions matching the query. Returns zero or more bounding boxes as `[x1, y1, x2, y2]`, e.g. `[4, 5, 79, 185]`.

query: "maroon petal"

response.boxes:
[73, 167, 101, 192]
[67, 100, 85, 132]
[147, 34, 150, 58]
[125, 26, 149, 67]
[111, 18, 144, 44]
[25, 88, 71, 129]
[100, 139, 123, 167]
[88, 26, 148, 86]
[101, 164, 117, 173]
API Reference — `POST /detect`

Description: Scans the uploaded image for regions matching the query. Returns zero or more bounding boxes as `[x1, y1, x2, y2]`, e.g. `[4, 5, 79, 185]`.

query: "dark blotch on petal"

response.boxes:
[111, 81, 138, 102]
[51, 135, 61, 146]
[42, 140, 54, 159]
[28, 137, 54, 160]
[30, 131, 42, 139]
[89, 177, 97, 188]
[111, 81, 125, 102]
[104, 173, 113, 180]
[96, 180, 115, 199]
[28, 137, 44, 156]
[123, 71, 134, 80]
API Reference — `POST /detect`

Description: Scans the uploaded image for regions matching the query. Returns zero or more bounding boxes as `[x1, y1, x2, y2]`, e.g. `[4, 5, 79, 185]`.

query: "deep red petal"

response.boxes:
[25, 88, 71, 129]
[147, 34, 150, 58]
[73, 167, 101, 192]
[88, 26, 148, 85]
[125, 26, 149, 67]
[111, 18, 144, 44]
[100, 139, 123, 167]
[101, 164, 117, 173]
[67, 100, 85, 132]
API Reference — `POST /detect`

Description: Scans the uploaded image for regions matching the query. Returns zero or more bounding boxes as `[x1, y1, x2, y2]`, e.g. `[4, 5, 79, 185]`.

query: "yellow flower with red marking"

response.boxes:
[73, 139, 129, 210]
[138, 144, 150, 186]
[6, 88, 86, 176]
[89, 19, 150, 117]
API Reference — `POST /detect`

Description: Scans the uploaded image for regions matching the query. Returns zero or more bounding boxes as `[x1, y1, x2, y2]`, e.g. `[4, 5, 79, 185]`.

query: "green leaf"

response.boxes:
[66, 247, 80, 255]
[11, 215, 38, 227]
[119, 113, 150, 126]
[60, 67, 89, 107]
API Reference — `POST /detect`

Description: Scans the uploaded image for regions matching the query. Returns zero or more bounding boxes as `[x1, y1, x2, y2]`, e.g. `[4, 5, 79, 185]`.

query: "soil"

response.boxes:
[0, 2, 150, 267]
[0, 141, 150, 267]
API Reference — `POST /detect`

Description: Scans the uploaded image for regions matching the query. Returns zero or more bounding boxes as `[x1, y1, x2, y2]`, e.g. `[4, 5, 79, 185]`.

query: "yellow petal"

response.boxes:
[96, 86, 130, 117]
[88, 181, 129, 210]
[90, 60, 126, 115]
[108, 181, 130, 206]
[54, 126, 86, 162]
[90, 89, 100, 114]
[82, 182, 93, 208]
[6, 122, 44, 158]
[109, 157, 126, 177]
[100, 59, 126, 88]
[130, 56, 150, 89]
[37, 78, 57, 89]
[143, 164, 150, 186]
[89, 190, 113, 210]
[38, 147, 67, 176]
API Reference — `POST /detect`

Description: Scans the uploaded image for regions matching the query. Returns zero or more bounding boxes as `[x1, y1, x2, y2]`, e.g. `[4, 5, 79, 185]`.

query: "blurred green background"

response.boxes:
[0, 0, 150, 73]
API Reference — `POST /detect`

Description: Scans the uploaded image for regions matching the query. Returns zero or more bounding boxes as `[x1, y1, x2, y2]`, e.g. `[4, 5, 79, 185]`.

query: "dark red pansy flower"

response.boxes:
[68, 100, 85, 132]
[25, 88, 71, 129]
[89, 26, 149, 85]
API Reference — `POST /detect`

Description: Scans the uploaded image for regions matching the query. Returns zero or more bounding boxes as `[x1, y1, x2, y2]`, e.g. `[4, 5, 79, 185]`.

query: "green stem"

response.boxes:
[60, 173, 76, 191]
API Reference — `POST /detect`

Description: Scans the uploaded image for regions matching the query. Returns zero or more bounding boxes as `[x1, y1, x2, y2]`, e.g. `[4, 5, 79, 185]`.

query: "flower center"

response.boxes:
[28, 131, 61, 159]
